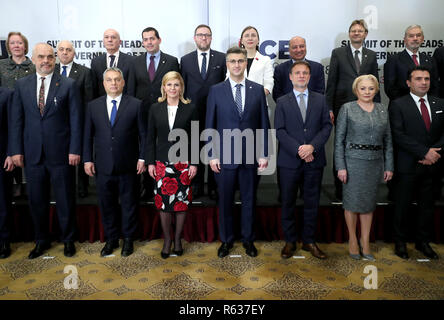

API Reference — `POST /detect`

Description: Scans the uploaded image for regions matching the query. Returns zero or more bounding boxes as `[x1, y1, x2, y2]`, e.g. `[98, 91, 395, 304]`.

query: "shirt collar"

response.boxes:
[351, 45, 363, 54]
[107, 51, 120, 58]
[60, 61, 73, 69]
[149, 50, 161, 59]
[36, 71, 53, 81]
[197, 48, 210, 56]
[107, 94, 123, 105]
[228, 77, 246, 89]
[293, 88, 309, 97]
[410, 92, 428, 103]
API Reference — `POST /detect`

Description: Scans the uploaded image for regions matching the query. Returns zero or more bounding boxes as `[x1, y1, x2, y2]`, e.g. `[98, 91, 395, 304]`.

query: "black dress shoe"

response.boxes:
[121, 239, 134, 257]
[395, 242, 409, 259]
[28, 242, 51, 259]
[415, 242, 439, 260]
[161, 251, 170, 259]
[100, 240, 119, 257]
[243, 242, 258, 257]
[217, 242, 233, 258]
[64, 241, 76, 257]
[0, 242, 11, 259]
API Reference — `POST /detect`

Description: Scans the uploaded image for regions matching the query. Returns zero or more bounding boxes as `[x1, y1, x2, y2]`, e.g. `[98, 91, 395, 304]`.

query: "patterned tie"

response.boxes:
[148, 55, 156, 82]
[110, 99, 117, 126]
[109, 55, 116, 68]
[412, 54, 419, 66]
[201, 52, 207, 80]
[61, 66, 67, 77]
[354, 50, 361, 74]
[298, 93, 306, 122]
[235, 84, 243, 117]
[419, 98, 430, 131]
[38, 77, 45, 116]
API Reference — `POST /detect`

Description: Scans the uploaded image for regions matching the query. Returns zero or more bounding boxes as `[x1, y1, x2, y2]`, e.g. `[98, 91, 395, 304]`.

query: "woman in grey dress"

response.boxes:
[334, 75, 393, 261]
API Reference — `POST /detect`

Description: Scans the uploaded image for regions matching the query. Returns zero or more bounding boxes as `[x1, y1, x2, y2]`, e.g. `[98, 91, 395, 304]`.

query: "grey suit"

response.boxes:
[335, 101, 393, 212]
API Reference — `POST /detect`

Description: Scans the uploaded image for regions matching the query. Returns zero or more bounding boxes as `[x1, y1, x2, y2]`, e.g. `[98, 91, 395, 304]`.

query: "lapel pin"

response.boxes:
[162, 60, 165, 64]
[249, 86, 252, 89]
[56, 82, 59, 87]
[255, 57, 259, 60]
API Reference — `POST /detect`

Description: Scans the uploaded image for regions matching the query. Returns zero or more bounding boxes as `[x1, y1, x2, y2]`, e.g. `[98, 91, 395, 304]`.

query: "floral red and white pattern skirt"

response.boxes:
[153, 161, 192, 212]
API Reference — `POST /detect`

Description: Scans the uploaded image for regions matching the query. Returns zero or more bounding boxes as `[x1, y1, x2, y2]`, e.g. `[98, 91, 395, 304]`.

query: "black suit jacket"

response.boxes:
[83, 95, 145, 175]
[180, 49, 226, 123]
[128, 51, 180, 111]
[272, 59, 325, 102]
[90, 51, 134, 98]
[326, 45, 380, 114]
[146, 101, 198, 164]
[0, 88, 12, 162]
[389, 94, 444, 173]
[432, 46, 444, 98]
[55, 62, 93, 109]
[384, 49, 439, 100]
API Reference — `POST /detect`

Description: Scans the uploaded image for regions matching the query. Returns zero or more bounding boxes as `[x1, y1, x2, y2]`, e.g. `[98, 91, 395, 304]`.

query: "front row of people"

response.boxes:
[0, 44, 441, 262]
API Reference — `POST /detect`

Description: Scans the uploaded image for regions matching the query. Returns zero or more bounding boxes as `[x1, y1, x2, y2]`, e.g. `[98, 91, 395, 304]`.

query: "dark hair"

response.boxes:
[289, 60, 311, 74]
[226, 46, 247, 58]
[141, 27, 160, 39]
[407, 65, 431, 81]
[194, 24, 212, 35]
[349, 19, 368, 33]
[239, 26, 259, 51]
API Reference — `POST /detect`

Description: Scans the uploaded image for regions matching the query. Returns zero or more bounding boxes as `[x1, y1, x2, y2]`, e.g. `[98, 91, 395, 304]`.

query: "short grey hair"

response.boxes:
[103, 67, 124, 79]
[404, 24, 423, 38]
[56, 40, 75, 53]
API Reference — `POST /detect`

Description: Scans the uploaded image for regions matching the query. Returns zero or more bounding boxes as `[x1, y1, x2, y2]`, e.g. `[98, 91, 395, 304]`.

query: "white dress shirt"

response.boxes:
[410, 92, 432, 122]
[107, 51, 120, 68]
[59, 61, 73, 77]
[36, 72, 53, 106]
[228, 77, 246, 112]
[106, 94, 122, 119]
[293, 88, 309, 108]
[350, 45, 363, 64]
[406, 48, 421, 65]
[167, 105, 178, 130]
[197, 49, 210, 73]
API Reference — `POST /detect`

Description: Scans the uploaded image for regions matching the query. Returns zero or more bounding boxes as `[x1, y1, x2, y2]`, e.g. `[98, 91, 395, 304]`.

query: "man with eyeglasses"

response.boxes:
[326, 19, 380, 200]
[205, 47, 270, 258]
[128, 27, 179, 200]
[180, 24, 226, 200]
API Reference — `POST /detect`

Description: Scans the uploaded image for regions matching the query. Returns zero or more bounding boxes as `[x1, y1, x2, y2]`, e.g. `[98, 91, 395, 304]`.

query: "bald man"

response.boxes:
[56, 40, 93, 198]
[273, 36, 325, 102]
[90, 29, 134, 98]
[10, 43, 82, 259]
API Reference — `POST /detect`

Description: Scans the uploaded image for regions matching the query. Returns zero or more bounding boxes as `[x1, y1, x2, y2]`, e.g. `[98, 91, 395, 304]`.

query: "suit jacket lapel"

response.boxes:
[223, 80, 239, 117]
[207, 50, 217, 78]
[154, 52, 167, 82]
[243, 80, 254, 117]
[113, 95, 128, 127]
[44, 73, 61, 117]
[407, 95, 429, 133]
[101, 97, 111, 129]
[305, 91, 314, 121]
[28, 74, 39, 116]
[172, 101, 186, 130]
[346, 45, 358, 75]
[400, 50, 416, 69]
[69, 62, 80, 80]
[361, 48, 371, 72]
[288, 91, 305, 124]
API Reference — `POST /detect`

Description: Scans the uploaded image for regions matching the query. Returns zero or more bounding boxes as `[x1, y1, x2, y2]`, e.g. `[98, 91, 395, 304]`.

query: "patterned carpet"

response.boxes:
[0, 240, 443, 300]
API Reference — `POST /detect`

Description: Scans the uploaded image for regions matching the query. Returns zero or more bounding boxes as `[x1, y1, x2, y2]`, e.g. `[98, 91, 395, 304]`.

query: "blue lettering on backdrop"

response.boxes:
[259, 40, 290, 60]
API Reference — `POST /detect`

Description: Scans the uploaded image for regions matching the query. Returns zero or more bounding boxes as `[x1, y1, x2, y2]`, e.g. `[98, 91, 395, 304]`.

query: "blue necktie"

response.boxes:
[235, 84, 243, 117]
[201, 53, 207, 80]
[61, 66, 67, 77]
[110, 100, 117, 126]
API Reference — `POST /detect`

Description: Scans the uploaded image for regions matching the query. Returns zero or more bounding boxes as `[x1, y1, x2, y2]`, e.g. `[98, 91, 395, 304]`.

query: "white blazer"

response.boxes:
[227, 51, 274, 94]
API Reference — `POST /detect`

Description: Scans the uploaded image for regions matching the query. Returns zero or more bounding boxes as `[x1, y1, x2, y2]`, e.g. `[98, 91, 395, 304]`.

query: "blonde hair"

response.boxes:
[352, 74, 379, 96]
[158, 71, 191, 104]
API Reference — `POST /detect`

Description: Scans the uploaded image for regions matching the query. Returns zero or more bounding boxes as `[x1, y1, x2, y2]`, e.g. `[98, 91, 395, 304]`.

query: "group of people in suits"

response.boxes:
[0, 19, 443, 262]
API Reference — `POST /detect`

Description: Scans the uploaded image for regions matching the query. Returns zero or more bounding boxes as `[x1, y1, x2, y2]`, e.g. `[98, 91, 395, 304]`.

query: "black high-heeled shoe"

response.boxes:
[161, 251, 170, 259]
[173, 249, 183, 256]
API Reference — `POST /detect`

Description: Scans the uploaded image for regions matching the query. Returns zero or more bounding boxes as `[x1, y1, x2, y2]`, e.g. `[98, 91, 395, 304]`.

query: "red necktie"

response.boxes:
[412, 54, 419, 66]
[38, 77, 45, 116]
[419, 98, 430, 131]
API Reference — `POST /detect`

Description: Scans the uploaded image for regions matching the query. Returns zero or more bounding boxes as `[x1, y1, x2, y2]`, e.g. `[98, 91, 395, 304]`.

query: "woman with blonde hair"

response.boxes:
[334, 74, 393, 261]
[146, 71, 198, 258]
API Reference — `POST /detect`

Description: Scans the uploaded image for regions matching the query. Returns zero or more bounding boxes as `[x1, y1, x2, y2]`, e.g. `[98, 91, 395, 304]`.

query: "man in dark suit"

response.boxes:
[275, 61, 332, 260]
[205, 47, 270, 258]
[433, 46, 444, 98]
[326, 19, 380, 199]
[389, 66, 444, 260]
[273, 36, 325, 102]
[90, 29, 134, 98]
[180, 24, 226, 199]
[55, 40, 94, 198]
[83, 67, 146, 257]
[10, 43, 82, 259]
[0, 40, 7, 59]
[127, 27, 179, 200]
[0, 88, 14, 258]
[384, 25, 439, 101]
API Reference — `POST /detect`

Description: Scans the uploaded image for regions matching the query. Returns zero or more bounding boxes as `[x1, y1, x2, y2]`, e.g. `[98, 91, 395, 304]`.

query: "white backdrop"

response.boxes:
[1, 0, 443, 182]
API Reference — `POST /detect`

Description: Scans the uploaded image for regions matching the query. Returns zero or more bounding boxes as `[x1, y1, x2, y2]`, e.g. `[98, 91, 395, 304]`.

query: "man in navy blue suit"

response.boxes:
[273, 36, 325, 102]
[0, 88, 14, 259]
[180, 24, 226, 199]
[206, 47, 270, 258]
[83, 67, 146, 257]
[275, 61, 332, 260]
[10, 43, 82, 259]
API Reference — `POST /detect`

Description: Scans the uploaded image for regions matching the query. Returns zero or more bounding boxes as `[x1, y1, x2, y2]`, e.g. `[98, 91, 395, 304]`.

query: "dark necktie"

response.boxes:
[148, 55, 156, 82]
[354, 50, 361, 73]
[419, 98, 430, 131]
[201, 52, 207, 80]
[412, 54, 419, 66]
[110, 100, 117, 126]
[61, 66, 67, 77]
[298, 93, 306, 122]
[38, 77, 45, 116]
[109, 55, 116, 68]
[235, 84, 243, 116]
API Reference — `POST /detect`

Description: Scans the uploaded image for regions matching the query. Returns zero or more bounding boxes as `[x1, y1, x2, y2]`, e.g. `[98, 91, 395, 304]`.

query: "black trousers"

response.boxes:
[0, 168, 13, 242]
